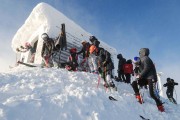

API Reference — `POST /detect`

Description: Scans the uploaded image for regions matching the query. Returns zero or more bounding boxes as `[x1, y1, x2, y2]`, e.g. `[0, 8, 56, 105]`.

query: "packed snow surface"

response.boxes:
[0, 66, 180, 120]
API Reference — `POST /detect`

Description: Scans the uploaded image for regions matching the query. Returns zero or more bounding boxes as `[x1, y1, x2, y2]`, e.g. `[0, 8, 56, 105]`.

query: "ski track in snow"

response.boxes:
[0, 66, 180, 120]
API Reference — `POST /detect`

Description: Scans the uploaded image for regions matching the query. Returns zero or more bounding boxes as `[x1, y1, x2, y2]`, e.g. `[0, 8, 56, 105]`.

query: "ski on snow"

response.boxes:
[109, 96, 118, 101]
[17, 61, 37, 67]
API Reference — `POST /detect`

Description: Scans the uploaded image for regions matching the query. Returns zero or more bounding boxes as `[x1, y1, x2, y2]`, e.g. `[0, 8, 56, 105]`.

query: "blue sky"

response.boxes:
[0, 0, 180, 82]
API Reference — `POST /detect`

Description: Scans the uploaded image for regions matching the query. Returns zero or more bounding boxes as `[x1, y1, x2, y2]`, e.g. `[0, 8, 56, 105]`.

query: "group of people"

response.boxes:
[17, 33, 179, 112]
[115, 54, 133, 84]
[40, 33, 116, 88]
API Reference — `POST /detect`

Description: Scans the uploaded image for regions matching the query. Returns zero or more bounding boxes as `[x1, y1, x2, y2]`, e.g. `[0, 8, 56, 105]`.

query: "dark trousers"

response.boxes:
[118, 71, 126, 82]
[131, 79, 162, 106]
[166, 91, 177, 104]
[125, 74, 131, 83]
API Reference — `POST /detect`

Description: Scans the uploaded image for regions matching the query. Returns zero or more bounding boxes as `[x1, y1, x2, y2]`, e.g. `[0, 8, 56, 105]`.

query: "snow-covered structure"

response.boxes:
[11, 2, 118, 72]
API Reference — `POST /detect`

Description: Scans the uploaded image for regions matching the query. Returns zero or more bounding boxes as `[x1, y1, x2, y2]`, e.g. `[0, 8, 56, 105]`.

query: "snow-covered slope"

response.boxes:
[0, 67, 180, 120]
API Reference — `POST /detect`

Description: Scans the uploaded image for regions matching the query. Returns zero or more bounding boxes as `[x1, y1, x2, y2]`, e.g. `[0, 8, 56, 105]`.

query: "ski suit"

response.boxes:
[41, 38, 55, 67]
[131, 48, 163, 106]
[117, 54, 126, 82]
[66, 53, 80, 71]
[163, 80, 178, 104]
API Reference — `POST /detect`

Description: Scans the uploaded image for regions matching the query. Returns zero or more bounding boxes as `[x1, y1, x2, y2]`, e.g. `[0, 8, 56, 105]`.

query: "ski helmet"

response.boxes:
[41, 33, 49, 41]
[134, 56, 140, 62]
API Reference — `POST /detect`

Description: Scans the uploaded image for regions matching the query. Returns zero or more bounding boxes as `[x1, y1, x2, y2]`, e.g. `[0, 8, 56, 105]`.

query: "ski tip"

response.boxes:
[109, 96, 118, 101]
[139, 115, 150, 120]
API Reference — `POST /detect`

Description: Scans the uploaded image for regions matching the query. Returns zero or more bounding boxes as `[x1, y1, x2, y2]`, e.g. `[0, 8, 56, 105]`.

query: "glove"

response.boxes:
[103, 61, 107, 66]
[136, 74, 141, 79]
[20, 46, 25, 49]
[16, 48, 20, 52]
[98, 67, 102, 73]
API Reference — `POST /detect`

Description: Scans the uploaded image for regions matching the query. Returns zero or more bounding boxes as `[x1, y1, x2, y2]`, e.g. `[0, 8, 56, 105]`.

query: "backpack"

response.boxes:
[123, 63, 133, 74]
[89, 45, 98, 54]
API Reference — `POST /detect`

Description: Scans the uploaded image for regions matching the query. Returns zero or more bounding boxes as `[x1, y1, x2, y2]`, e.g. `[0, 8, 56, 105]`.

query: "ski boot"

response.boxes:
[157, 105, 165, 112]
[135, 93, 143, 104]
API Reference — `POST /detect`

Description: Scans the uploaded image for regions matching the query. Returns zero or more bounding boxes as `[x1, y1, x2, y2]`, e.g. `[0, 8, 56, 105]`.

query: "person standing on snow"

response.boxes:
[77, 40, 90, 72]
[41, 33, 55, 67]
[117, 54, 126, 82]
[88, 36, 100, 74]
[123, 59, 133, 83]
[163, 78, 178, 104]
[131, 48, 165, 112]
[103, 50, 116, 88]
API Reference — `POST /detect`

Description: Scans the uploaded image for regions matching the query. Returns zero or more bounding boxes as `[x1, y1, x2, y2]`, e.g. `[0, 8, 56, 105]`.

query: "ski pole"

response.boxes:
[174, 88, 177, 103]
[96, 75, 101, 88]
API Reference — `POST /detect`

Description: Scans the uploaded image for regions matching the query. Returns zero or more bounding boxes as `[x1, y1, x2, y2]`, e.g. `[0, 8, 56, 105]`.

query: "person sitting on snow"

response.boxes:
[41, 33, 55, 67]
[65, 48, 80, 71]
[163, 78, 178, 104]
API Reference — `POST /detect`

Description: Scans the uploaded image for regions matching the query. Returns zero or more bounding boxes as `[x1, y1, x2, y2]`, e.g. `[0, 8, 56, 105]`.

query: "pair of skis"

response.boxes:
[109, 96, 149, 120]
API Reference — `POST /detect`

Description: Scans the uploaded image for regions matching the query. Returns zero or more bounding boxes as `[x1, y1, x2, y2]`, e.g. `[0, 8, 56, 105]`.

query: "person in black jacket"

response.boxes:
[97, 49, 116, 88]
[163, 78, 178, 104]
[41, 33, 55, 67]
[117, 54, 126, 82]
[131, 48, 164, 112]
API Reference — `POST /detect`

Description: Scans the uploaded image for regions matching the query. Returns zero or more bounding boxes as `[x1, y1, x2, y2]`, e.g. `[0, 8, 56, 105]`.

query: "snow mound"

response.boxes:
[0, 67, 180, 120]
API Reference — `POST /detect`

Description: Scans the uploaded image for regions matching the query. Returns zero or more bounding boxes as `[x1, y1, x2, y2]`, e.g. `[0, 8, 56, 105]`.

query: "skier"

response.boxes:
[131, 48, 165, 112]
[103, 50, 116, 88]
[133, 56, 148, 89]
[65, 48, 80, 71]
[163, 78, 178, 104]
[41, 33, 55, 67]
[123, 59, 133, 83]
[116, 54, 126, 82]
[88, 36, 100, 74]
[97, 49, 116, 89]
[77, 40, 90, 71]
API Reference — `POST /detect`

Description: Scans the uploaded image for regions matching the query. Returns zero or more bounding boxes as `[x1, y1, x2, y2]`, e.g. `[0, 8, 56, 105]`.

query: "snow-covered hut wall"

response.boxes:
[11, 2, 118, 74]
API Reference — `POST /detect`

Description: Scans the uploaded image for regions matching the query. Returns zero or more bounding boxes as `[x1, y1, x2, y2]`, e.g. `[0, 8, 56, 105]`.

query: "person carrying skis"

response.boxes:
[41, 33, 55, 67]
[131, 48, 164, 112]
[77, 40, 90, 71]
[123, 59, 133, 83]
[163, 78, 178, 104]
[65, 48, 80, 71]
[116, 54, 126, 82]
